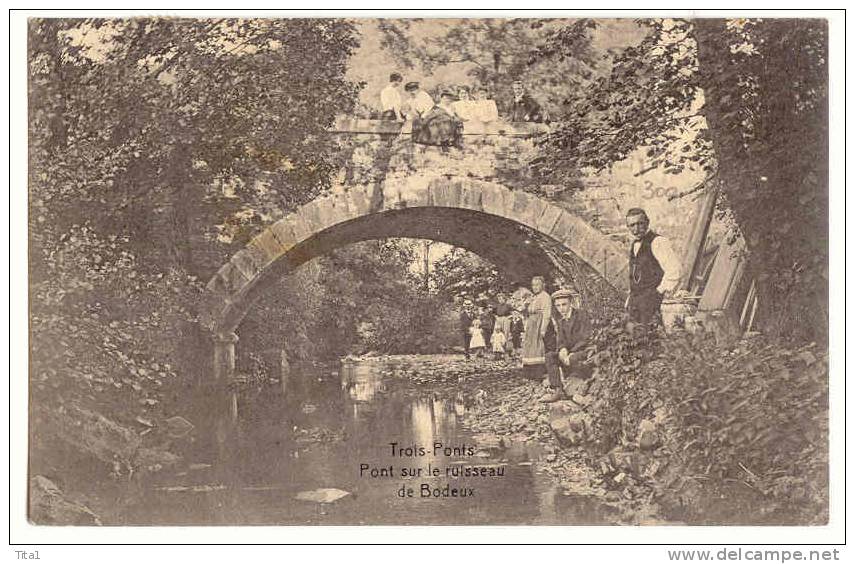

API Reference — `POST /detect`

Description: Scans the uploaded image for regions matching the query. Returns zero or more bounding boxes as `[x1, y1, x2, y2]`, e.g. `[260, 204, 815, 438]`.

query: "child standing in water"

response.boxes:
[469, 318, 486, 357]
[491, 327, 507, 360]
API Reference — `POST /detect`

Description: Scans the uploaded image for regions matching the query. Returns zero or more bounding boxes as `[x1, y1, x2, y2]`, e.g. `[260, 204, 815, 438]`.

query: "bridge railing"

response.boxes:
[331, 117, 548, 186]
[331, 117, 550, 137]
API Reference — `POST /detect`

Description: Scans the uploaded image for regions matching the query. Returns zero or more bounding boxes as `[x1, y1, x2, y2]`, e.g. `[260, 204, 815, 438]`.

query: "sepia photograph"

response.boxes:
[20, 11, 836, 533]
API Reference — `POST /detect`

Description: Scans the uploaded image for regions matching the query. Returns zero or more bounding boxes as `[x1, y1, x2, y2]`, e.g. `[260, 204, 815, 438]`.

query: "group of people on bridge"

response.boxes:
[379, 73, 546, 148]
[456, 207, 683, 403]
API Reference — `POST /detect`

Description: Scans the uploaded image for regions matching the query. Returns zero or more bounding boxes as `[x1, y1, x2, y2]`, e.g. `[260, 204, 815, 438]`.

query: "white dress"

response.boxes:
[469, 326, 486, 349]
[451, 100, 477, 121]
[471, 99, 499, 123]
[491, 332, 507, 353]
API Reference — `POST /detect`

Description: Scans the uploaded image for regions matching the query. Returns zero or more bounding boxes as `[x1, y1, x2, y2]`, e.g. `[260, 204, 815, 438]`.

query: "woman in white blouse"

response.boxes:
[451, 86, 477, 122]
[471, 86, 499, 123]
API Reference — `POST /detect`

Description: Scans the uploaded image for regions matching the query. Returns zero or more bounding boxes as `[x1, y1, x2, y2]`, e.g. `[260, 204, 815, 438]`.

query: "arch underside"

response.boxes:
[204, 178, 630, 335]
[221, 208, 564, 333]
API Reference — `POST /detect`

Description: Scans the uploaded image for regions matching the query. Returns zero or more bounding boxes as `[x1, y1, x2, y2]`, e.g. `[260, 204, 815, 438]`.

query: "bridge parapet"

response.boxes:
[328, 117, 711, 292]
[332, 118, 546, 187]
[332, 117, 549, 137]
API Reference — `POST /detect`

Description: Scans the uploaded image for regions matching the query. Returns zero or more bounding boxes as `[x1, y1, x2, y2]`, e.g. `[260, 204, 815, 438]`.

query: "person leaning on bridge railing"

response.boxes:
[451, 85, 500, 125]
[402, 81, 435, 120]
[508, 80, 545, 124]
[451, 86, 476, 122]
[379, 72, 405, 121]
[412, 90, 463, 150]
[471, 86, 499, 123]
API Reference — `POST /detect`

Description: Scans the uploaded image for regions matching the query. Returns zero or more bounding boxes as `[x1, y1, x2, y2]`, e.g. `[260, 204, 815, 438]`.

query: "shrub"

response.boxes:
[585, 322, 828, 522]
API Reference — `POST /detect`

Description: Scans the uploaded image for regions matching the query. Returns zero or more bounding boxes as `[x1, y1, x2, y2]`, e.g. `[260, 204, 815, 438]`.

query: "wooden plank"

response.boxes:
[698, 235, 745, 311]
[679, 185, 719, 291]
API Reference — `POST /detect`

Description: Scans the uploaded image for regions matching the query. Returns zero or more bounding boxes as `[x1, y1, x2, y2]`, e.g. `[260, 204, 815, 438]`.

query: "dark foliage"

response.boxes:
[536, 18, 828, 343]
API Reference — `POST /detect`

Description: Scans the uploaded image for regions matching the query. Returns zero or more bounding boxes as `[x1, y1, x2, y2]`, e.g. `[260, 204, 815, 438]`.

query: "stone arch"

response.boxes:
[203, 177, 629, 380]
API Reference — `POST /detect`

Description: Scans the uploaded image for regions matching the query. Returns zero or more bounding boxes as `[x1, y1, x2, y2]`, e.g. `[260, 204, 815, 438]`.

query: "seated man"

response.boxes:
[541, 289, 591, 403]
[508, 80, 545, 123]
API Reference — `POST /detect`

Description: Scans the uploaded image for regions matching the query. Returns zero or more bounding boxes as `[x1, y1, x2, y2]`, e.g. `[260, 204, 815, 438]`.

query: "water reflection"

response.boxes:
[118, 359, 617, 525]
[342, 361, 386, 403]
[410, 399, 435, 446]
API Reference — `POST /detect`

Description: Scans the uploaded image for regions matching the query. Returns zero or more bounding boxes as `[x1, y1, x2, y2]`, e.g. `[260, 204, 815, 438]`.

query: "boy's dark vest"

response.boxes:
[629, 230, 664, 293]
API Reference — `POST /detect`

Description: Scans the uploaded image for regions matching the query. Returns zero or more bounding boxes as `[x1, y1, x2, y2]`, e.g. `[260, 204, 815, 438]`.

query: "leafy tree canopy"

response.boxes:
[377, 18, 603, 118]
[29, 18, 362, 277]
[536, 18, 828, 342]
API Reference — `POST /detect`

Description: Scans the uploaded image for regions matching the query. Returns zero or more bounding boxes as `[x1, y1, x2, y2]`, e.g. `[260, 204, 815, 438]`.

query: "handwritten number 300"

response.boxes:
[641, 181, 678, 200]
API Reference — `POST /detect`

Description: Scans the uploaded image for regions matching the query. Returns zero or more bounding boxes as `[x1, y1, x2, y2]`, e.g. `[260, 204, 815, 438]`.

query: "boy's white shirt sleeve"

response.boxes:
[416, 92, 435, 115]
[651, 236, 682, 294]
[380, 87, 401, 113]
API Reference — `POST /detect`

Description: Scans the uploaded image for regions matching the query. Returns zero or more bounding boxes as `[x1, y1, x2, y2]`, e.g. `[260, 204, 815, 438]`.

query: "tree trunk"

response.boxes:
[423, 240, 432, 293]
[693, 19, 828, 343]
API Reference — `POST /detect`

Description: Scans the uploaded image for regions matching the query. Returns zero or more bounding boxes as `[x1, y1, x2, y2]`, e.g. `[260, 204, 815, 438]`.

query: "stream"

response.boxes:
[115, 356, 619, 525]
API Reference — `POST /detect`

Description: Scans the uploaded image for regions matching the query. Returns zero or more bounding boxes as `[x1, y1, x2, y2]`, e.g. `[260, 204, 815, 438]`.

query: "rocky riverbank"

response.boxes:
[449, 363, 668, 524]
[367, 328, 829, 527]
[29, 335, 827, 526]
[350, 354, 665, 523]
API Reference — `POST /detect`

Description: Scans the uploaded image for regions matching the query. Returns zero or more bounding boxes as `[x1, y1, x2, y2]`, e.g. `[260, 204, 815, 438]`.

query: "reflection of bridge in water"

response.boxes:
[203, 119, 714, 392]
[163, 358, 621, 525]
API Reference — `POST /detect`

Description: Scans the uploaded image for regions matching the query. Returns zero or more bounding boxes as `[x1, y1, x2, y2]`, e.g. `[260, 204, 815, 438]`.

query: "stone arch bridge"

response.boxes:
[203, 119, 709, 383]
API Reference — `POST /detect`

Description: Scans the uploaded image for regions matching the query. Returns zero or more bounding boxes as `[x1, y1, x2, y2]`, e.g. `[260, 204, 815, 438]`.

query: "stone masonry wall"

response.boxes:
[332, 119, 707, 265]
